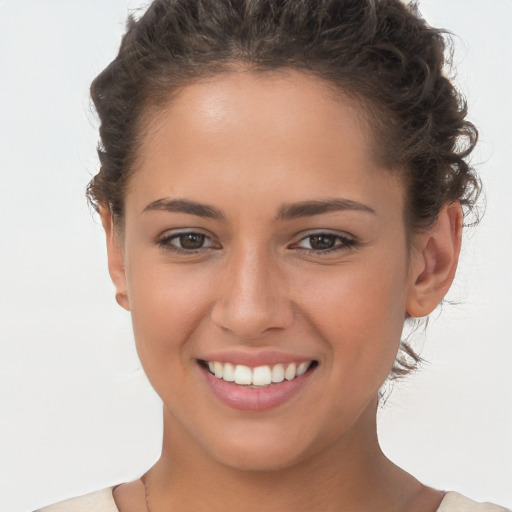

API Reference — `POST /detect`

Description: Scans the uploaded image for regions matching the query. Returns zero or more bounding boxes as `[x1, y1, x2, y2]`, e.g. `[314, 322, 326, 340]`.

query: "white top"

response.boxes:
[34, 488, 511, 512]
[34, 488, 118, 511]
[437, 493, 510, 512]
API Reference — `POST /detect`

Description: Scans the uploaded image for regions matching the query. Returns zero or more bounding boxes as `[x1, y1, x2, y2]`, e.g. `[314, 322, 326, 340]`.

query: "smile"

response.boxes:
[205, 361, 314, 387]
[199, 358, 318, 411]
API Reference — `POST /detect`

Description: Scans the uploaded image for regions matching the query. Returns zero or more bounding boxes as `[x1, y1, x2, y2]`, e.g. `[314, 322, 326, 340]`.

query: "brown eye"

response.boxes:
[294, 232, 357, 254]
[157, 231, 218, 253]
[308, 234, 337, 250]
[177, 233, 206, 249]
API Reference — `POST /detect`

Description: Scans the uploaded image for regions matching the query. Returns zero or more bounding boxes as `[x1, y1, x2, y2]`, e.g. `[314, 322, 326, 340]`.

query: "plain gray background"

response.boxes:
[1, 1, 511, 511]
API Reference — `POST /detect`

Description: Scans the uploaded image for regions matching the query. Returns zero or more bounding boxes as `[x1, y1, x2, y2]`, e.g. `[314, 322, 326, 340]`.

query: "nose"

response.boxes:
[210, 245, 294, 340]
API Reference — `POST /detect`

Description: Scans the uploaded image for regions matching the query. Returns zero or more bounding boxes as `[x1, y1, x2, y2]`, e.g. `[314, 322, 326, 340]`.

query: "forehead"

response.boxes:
[138, 68, 372, 161]
[127, 69, 403, 218]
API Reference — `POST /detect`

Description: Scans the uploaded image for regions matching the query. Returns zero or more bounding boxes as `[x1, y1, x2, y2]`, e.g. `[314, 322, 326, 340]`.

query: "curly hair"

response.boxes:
[88, 0, 480, 378]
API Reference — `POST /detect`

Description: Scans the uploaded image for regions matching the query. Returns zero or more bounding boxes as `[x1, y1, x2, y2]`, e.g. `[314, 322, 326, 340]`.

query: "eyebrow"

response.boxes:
[143, 198, 225, 219]
[276, 198, 376, 220]
[142, 197, 376, 220]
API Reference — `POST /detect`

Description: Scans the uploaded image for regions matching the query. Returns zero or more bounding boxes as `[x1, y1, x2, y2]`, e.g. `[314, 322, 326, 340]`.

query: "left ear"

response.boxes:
[406, 202, 463, 318]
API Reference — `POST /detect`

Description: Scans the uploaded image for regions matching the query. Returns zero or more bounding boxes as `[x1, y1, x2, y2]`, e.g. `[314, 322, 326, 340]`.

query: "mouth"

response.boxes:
[200, 360, 318, 387]
[198, 358, 319, 411]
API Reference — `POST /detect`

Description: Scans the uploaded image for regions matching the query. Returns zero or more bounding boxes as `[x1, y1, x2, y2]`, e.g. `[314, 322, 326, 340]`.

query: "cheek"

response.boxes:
[297, 257, 408, 384]
[297, 255, 407, 330]
[125, 258, 214, 377]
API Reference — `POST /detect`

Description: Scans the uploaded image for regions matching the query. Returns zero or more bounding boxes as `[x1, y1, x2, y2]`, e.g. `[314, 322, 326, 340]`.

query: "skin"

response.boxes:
[105, 69, 462, 512]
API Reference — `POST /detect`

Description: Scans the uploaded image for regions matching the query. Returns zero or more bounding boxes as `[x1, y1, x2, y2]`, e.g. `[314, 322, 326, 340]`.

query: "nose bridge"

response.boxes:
[211, 241, 292, 339]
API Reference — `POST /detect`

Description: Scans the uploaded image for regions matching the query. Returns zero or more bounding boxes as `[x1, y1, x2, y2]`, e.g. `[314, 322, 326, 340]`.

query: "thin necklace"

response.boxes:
[142, 472, 151, 512]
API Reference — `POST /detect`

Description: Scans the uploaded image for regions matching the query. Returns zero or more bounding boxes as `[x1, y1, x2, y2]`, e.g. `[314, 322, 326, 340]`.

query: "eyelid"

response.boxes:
[156, 228, 220, 253]
[290, 229, 358, 253]
[294, 229, 356, 242]
[155, 228, 358, 254]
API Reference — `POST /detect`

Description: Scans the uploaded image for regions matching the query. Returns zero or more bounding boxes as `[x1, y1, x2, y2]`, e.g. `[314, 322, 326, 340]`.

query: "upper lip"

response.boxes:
[198, 350, 316, 367]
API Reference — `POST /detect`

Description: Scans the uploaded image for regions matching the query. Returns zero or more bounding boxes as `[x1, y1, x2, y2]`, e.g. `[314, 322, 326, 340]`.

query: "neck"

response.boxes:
[144, 398, 428, 512]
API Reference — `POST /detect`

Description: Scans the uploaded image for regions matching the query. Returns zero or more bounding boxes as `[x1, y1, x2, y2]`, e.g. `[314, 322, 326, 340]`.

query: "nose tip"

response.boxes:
[210, 254, 294, 340]
[211, 297, 291, 340]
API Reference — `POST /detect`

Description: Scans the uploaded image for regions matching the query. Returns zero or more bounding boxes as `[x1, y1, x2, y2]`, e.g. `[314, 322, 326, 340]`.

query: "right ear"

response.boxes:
[100, 207, 130, 311]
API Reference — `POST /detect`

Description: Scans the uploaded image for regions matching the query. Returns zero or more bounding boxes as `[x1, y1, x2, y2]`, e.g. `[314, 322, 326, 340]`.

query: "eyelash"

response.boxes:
[291, 232, 358, 255]
[156, 231, 358, 255]
[157, 231, 219, 254]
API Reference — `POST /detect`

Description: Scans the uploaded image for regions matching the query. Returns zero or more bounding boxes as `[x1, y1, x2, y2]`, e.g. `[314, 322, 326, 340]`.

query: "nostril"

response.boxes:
[210, 299, 295, 340]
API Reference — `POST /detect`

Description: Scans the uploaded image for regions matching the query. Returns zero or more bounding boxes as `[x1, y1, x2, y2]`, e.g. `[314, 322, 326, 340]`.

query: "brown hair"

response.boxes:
[88, 0, 480, 378]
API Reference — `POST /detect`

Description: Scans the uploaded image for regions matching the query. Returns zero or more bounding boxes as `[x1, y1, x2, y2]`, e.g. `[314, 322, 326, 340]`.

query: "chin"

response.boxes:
[209, 442, 306, 472]
[186, 420, 314, 472]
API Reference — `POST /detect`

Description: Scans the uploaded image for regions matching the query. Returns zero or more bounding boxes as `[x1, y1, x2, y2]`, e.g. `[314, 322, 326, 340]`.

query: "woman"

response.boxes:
[32, 0, 509, 511]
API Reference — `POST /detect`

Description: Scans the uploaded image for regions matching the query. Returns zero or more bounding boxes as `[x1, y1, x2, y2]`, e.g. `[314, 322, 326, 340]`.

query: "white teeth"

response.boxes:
[206, 360, 313, 386]
[234, 365, 252, 385]
[296, 362, 309, 377]
[252, 365, 272, 386]
[271, 364, 285, 383]
[213, 361, 223, 379]
[284, 363, 296, 381]
[223, 362, 235, 382]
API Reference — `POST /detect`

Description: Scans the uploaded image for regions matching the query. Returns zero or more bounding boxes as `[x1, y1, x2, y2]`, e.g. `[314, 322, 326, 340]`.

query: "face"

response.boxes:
[111, 69, 423, 471]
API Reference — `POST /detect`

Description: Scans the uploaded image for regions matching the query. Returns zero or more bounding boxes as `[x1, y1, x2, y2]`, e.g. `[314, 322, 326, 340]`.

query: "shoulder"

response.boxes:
[34, 487, 118, 512]
[437, 492, 511, 512]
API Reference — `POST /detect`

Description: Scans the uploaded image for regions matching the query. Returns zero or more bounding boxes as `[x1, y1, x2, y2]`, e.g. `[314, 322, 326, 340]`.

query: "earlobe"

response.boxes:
[100, 208, 131, 311]
[406, 202, 463, 318]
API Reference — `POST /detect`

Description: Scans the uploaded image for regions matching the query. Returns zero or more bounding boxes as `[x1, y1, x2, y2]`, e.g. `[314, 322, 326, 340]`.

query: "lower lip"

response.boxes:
[200, 364, 316, 411]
